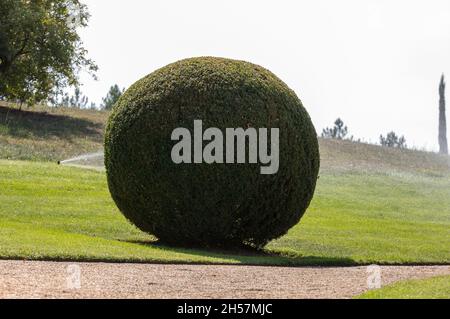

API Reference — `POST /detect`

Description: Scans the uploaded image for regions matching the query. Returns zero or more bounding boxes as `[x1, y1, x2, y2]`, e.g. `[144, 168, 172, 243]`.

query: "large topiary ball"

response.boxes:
[105, 57, 319, 248]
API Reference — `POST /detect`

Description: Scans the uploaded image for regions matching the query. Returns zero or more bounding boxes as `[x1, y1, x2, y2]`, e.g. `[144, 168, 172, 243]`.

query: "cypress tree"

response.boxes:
[439, 74, 448, 155]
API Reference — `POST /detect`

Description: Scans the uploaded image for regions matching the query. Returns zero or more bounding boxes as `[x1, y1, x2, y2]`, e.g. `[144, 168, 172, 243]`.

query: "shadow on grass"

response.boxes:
[0, 106, 103, 140]
[124, 239, 357, 267]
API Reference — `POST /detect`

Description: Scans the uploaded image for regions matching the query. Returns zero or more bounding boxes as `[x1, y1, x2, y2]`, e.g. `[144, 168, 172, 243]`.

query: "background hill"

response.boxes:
[0, 104, 449, 265]
[0, 103, 108, 162]
[1, 104, 449, 176]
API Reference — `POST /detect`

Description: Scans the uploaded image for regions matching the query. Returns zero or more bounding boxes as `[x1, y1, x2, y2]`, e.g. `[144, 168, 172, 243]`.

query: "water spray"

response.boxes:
[58, 151, 105, 170]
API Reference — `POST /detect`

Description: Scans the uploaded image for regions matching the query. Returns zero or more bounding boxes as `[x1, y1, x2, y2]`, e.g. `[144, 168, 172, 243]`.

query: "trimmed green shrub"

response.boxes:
[105, 57, 320, 248]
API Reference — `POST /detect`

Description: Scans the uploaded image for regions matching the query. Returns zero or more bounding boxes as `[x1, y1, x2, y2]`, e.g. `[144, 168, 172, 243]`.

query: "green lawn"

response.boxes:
[1, 159, 449, 265]
[357, 275, 450, 299]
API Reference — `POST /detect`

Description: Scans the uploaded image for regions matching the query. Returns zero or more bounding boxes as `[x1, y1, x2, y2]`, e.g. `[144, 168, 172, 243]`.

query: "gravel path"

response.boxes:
[0, 260, 448, 299]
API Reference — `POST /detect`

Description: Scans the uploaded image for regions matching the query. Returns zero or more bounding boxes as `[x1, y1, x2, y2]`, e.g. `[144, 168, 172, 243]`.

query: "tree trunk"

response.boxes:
[439, 74, 448, 155]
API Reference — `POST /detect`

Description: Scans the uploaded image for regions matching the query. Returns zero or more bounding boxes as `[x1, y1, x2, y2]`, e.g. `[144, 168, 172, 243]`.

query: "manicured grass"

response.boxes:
[1, 159, 449, 265]
[356, 276, 450, 299]
[270, 170, 450, 264]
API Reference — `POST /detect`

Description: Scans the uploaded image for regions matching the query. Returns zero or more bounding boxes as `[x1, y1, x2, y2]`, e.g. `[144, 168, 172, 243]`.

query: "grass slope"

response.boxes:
[0, 158, 448, 265]
[0, 106, 449, 265]
[0, 104, 108, 162]
[356, 275, 450, 299]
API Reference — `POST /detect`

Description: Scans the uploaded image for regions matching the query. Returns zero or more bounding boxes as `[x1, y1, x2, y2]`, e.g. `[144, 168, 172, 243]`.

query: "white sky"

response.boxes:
[78, 0, 450, 151]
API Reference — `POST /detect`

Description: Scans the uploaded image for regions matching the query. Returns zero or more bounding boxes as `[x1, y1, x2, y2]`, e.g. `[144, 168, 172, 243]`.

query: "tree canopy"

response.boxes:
[438, 74, 448, 154]
[380, 131, 407, 149]
[0, 0, 97, 105]
[102, 84, 124, 110]
[322, 118, 349, 140]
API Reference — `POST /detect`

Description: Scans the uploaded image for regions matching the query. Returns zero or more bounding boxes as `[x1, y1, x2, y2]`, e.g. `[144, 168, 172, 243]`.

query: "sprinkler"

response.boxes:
[58, 152, 105, 169]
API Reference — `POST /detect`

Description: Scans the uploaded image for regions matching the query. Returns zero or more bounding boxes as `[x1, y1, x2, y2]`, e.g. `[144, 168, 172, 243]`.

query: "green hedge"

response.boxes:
[105, 57, 320, 248]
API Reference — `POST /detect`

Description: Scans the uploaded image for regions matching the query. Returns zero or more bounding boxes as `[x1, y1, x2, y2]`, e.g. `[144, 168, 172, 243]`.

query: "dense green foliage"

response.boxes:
[105, 57, 320, 248]
[0, 0, 96, 104]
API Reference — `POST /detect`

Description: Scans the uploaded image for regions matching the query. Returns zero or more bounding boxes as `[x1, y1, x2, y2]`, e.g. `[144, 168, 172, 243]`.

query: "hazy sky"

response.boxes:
[78, 0, 450, 151]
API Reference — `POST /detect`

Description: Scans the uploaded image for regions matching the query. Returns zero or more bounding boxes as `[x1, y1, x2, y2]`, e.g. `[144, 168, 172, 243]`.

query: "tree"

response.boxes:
[0, 0, 97, 105]
[102, 84, 124, 110]
[322, 118, 348, 140]
[69, 87, 89, 108]
[58, 87, 89, 108]
[439, 74, 448, 154]
[380, 131, 407, 149]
